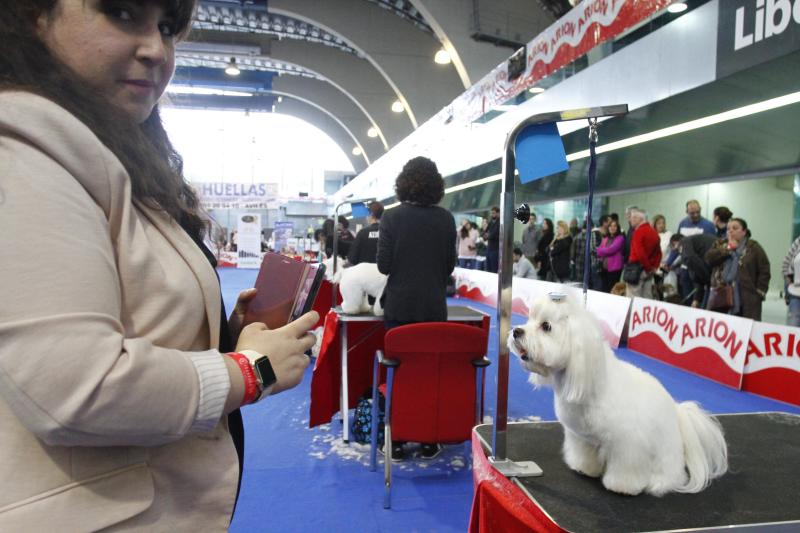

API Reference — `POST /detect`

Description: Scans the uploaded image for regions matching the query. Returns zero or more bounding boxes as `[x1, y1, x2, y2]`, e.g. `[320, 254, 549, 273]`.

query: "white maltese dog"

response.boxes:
[330, 262, 387, 316]
[508, 291, 728, 496]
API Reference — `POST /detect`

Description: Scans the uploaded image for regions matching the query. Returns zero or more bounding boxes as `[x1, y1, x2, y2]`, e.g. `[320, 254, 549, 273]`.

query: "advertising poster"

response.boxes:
[273, 221, 294, 253]
[236, 213, 261, 269]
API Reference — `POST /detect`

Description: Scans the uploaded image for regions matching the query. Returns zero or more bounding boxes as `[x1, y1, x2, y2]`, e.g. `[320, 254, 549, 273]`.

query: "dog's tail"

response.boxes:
[675, 401, 728, 493]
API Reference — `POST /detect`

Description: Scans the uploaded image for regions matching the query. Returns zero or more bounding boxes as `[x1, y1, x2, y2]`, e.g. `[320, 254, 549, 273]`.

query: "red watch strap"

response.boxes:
[226, 352, 259, 406]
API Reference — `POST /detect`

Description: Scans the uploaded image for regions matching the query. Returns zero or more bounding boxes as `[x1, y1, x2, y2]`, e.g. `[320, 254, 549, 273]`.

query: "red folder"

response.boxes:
[244, 252, 324, 329]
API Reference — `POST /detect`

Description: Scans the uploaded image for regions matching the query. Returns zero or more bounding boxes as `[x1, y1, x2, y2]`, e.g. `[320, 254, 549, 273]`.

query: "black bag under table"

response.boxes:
[474, 412, 800, 532]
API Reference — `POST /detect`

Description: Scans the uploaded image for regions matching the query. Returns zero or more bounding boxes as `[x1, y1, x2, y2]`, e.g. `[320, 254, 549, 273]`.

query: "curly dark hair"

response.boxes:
[394, 156, 444, 206]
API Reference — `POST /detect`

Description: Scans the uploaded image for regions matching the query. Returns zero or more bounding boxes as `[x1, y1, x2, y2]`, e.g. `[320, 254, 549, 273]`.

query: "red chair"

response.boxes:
[369, 322, 491, 509]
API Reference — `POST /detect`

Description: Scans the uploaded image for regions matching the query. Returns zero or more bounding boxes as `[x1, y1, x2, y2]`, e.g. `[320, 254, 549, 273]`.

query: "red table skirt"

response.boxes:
[309, 311, 490, 429]
[469, 434, 565, 533]
[309, 310, 386, 427]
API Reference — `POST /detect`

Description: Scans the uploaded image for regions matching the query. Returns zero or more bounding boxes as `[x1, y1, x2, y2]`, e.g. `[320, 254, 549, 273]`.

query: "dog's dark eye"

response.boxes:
[541, 321, 551, 332]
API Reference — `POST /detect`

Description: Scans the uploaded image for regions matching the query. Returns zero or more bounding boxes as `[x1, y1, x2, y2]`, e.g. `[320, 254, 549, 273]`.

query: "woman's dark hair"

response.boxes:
[460, 224, 470, 239]
[608, 219, 621, 236]
[730, 217, 752, 238]
[394, 156, 444, 206]
[1, 1, 205, 238]
[322, 218, 335, 236]
[714, 206, 733, 223]
[541, 218, 554, 234]
[337, 215, 349, 229]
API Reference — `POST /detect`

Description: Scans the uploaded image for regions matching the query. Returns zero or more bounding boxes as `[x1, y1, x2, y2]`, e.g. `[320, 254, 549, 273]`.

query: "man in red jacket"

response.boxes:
[626, 208, 662, 299]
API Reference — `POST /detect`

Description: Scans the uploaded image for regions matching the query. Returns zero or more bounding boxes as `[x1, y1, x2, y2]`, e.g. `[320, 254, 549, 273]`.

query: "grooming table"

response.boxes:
[471, 413, 800, 532]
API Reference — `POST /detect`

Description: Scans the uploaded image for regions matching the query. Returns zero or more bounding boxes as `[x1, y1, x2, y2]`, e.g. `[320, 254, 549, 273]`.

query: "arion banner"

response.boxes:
[627, 298, 753, 389]
[449, 0, 674, 124]
[743, 322, 800, 406]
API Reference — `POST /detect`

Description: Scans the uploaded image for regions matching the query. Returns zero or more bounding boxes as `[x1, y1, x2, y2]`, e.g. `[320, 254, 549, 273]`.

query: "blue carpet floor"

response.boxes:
[219, 268, 800, 532]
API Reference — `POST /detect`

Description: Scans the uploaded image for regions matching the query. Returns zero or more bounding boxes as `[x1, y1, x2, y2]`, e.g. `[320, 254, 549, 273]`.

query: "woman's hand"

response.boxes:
[228, 288, 257, 341]
[727, 239, 738, 251]
[236, 311, 319, 395]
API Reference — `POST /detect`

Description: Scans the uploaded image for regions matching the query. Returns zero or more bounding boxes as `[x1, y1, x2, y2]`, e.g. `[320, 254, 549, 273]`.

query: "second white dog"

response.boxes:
[331, 262, 387, 316]
[508, 291, 728, 496]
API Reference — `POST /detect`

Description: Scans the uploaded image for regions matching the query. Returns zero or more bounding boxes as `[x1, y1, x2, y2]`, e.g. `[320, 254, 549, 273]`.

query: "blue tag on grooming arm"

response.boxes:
[514, 121, 569, 184]
[350, 202, 369, 218]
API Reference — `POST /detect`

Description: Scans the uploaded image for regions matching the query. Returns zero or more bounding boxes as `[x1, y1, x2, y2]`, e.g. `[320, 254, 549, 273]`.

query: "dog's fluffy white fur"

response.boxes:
[329, 261, 387, 316]
[508, 291, 728, 496]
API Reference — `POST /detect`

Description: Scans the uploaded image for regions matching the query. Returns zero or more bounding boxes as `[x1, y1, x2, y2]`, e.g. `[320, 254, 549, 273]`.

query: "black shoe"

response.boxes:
[379, 443, 405, 462]
[419, 443, 442, 460]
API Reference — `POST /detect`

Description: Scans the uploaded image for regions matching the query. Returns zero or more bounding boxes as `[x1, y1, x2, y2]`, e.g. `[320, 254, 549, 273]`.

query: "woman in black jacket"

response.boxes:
[535, 218, 554, 280]
[547, 220, 573, 283]
[376, 156, 456, 461]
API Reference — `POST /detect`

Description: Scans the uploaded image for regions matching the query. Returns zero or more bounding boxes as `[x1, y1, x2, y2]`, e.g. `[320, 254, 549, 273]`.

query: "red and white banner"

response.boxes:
[451, 0, 674, 124]
[628, 299, 753, 389]
[453, 268, 631, 348]
[743, 322, 800, 406]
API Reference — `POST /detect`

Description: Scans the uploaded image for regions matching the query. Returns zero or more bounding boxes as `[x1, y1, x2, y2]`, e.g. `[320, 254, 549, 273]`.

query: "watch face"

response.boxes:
[254, 356, 277, 390]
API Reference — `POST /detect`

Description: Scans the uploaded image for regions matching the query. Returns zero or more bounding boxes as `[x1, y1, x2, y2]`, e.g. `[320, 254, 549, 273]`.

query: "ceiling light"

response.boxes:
[434, 49, 451, 65]
[528, 86, 545, 94]
[167, 86, 252, 97]
[352, 146, 363, 156]
[391, 100, 404, 113]
[667, 2, 688, 13]
[367, 127, 378, 138]
[224, 57, 240, 76]
[566, 90, 800, 161]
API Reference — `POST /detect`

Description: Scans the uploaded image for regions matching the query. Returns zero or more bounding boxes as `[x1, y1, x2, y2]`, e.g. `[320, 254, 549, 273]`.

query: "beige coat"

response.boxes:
[0, 93, 238, 531]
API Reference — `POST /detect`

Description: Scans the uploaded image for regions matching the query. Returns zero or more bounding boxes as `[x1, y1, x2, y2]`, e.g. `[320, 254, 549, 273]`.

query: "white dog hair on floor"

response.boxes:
[332, 262, 387, 316]
[507, 290, 728, 496]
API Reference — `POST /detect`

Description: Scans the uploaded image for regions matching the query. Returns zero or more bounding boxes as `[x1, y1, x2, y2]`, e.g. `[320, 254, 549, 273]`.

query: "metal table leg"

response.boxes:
[340, 320, 349, 442]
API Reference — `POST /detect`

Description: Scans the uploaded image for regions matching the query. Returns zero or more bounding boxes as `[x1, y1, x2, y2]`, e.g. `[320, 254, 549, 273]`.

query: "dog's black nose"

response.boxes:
[512, 327, 525, 339]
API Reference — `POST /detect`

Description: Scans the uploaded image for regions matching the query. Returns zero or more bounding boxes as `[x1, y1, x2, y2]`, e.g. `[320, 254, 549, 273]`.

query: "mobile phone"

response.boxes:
[291, 262, 327, 321]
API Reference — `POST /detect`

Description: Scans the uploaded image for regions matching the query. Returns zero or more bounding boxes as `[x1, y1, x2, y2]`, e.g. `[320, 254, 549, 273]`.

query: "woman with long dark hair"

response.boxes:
[0, 2, 316, 529]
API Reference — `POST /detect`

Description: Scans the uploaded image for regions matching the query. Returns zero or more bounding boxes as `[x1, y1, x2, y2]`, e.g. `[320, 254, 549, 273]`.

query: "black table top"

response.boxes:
[474, 413, 800, 532]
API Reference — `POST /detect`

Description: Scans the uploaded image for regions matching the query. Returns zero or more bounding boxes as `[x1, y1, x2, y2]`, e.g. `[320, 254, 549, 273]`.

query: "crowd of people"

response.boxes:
[457, 199, 799, 324]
